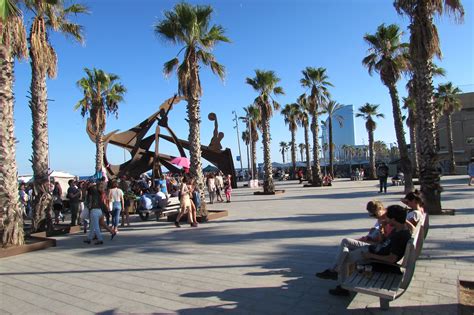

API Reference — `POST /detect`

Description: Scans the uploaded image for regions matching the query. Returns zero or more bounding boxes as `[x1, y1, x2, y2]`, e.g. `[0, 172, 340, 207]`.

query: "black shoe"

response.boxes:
[94, 241, 104, 245]
[174, 221, 181, 228]
[111, 231, 116, 240]
[315, 269, 338, 280]
[83, 240, 91, 244]
[329, 285, 350, 296]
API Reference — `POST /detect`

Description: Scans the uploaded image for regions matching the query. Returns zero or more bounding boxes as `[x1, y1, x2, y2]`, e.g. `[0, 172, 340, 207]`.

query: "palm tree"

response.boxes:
[298, 143, 305, 162]
[281, 103, 299, 177]
[75, 68, 126, 175]
[279, 141, 288, 163]
[374, 141, 389, 160]
[26, 0, 87, 231]
[296, 93, 312, 181]
[246, 70, 284, 193]
[300, 67, 333, 186]
[363, 23, 413, 193]
[155, 2, 230, 209]
[241, 104, 260, 180]
[356, 103, 384, 179]
[241, 130, 251, 179]
[0, 0, 28, 246]
[404, 65, 445, 178]
[394, 0, 464, 214]
[322, 100, 344, 178]
[434, 82, 462, 174]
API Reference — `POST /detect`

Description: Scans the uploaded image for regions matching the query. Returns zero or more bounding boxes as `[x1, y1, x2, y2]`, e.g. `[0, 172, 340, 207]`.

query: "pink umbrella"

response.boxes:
[170, 156, 190, 169]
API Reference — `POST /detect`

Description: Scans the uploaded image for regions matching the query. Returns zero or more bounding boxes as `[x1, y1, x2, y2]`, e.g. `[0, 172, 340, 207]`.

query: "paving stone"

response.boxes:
[0, 176, 472, 314]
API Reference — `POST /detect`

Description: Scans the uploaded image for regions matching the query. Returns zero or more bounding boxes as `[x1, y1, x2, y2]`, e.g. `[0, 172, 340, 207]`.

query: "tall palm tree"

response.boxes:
[394, 0, 464, 214]
[300, 67, 333, 186]
[322, 100, 344, 178]
[279, 141, 288, 163]
[281, 103, 299, 177]
[296, 93, 312, 181]
[246, 70, 284, 193]
[356, 103, 384, 179]
[363, 23, 413, 193]
[75, 68, 126, 174]
[298, 143, 305, 162]
[434, 82, 462, 174]
[404, 65, 445, 177]
[241, 104, 260, 180]
[241, 130, 251, 179]
[155, 2, 230, 209]
[25, 0, 87, 231]
[0, 0, 28, 246]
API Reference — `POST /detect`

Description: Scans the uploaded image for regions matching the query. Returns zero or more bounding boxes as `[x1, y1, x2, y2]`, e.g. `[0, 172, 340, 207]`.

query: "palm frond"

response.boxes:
[163, 57, 180, 77]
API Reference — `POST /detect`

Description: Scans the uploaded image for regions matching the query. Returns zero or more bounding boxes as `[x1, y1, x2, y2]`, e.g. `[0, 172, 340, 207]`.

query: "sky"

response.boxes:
[13, 0, 474, 176]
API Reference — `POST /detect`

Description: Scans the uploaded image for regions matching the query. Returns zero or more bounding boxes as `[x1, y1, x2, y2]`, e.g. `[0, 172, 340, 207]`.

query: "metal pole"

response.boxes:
[232, 111, 244, 173]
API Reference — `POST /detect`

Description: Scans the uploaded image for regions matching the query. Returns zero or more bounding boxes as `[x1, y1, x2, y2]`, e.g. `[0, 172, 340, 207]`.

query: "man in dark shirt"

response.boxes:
[328, 205, 411, 296]
[67, 179, 82, 226]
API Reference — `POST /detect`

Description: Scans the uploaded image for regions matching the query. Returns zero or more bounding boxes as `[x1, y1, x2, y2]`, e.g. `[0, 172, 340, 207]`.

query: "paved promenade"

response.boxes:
[1, 176, 473, 314]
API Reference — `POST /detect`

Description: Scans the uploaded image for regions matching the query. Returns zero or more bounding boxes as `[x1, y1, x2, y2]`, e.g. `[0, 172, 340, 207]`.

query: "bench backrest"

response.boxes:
[400, 214, 426, 289]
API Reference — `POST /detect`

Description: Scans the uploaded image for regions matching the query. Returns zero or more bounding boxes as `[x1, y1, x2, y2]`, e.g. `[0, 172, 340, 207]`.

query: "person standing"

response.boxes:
[224, 174, 232, 203]
[215, 172, 224, 202]
[67, 180, 82, 226]
[468, 157, 474, 186]
[108, 180, 124, 234]
[52, 181, 64, 224]
[377, 163, 389, 194]
[206, 173, 216, 204]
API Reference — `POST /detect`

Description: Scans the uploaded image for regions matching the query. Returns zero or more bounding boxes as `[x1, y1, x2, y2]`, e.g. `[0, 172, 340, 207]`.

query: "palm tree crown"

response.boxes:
[75, 68, 126, 133]
[434, 82, 462, 116]
[300, 67, 332, 109]
[356, 103, 384, 131]
[246, 70, 284, 116]
[362, 23, 408, 86]
[154, 2, 230, 97]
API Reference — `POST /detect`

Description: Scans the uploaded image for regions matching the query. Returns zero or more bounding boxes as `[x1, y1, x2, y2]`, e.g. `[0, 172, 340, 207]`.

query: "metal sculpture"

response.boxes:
[86, 95, 236, 187]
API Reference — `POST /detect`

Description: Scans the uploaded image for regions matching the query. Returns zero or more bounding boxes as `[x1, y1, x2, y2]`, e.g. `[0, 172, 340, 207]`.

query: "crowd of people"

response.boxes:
[315, 190, 426, 296]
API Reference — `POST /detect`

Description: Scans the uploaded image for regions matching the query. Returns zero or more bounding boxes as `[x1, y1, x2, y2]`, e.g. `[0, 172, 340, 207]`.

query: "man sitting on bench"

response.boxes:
[317, 205, 411, 296]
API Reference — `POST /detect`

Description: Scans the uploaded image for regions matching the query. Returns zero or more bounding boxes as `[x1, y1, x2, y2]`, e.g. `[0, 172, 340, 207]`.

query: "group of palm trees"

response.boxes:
[0, 0, 465, 247]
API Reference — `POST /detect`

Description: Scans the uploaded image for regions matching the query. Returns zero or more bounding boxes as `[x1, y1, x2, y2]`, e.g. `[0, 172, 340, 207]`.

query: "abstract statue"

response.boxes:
[86, 95, 237, 187]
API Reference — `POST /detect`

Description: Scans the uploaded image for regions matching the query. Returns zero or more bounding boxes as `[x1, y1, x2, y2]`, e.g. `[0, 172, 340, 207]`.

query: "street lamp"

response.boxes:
[232, 110, 244, 175]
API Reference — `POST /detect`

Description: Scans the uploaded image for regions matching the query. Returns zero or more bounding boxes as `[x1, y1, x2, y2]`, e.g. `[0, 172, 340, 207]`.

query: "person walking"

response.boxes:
[215, 172, 224, 202]
[224, 174, 232, 203]
[84, 183, 107, 245]
[108, 180, 124, 234]
[377, 163, 389, 193]
[468, 157, 474, 186]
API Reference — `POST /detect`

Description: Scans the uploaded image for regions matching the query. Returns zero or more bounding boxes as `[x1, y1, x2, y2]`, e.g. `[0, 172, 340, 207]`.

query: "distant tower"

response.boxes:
[322, 104, 356, 150]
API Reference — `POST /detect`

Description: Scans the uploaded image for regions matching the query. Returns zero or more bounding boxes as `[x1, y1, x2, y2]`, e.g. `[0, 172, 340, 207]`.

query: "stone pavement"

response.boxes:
[0, 176, 473, 314]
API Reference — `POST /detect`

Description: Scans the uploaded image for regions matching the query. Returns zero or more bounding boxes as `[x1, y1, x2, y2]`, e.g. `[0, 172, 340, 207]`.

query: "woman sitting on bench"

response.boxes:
[401, 190, 425, 230]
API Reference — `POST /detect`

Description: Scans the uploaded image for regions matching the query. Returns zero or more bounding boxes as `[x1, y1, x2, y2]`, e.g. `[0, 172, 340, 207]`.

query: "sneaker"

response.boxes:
[174, 221, 181, 228]
[315, 269, 338, 280]
[329, 285, 350, 296]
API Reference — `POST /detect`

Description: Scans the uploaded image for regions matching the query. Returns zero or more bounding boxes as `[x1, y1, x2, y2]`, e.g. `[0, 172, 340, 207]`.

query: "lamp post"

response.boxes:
[232, 110, 244, 175]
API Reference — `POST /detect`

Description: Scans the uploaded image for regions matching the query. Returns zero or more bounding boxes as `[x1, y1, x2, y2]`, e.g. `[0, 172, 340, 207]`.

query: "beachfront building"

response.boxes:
[436, 91, 474, 173]
[321, 104, 356, 163]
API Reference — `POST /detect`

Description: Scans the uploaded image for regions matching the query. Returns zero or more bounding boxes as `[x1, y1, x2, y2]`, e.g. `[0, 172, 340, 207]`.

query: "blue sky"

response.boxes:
[13, 0, 474, 175]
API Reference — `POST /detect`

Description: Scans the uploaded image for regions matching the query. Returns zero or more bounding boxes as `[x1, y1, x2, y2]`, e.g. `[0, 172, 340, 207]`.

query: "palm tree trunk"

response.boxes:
[310, 115, 322, 186]
[30, 53, 53, 232]
[0, 46, 25, 246]
[281, 149, 285, 163]
[245, 142, 250, 180]
[368, 130, 376, 179]
[261, 109, 274, 193]
[445, 113, 456, 174]
[388, 84, 414, 193]
[291, 130, 296, 179]
[328, 117, 334, 178]
[251, 139, 257, 180]
[408, 109, 420, 177]
[95, 133, 104, 173]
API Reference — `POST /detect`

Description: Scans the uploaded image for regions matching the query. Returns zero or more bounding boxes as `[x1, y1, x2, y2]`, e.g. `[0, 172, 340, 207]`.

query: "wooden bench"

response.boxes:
[138, 197, 180, 221]
[341, 214, 427, 310]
